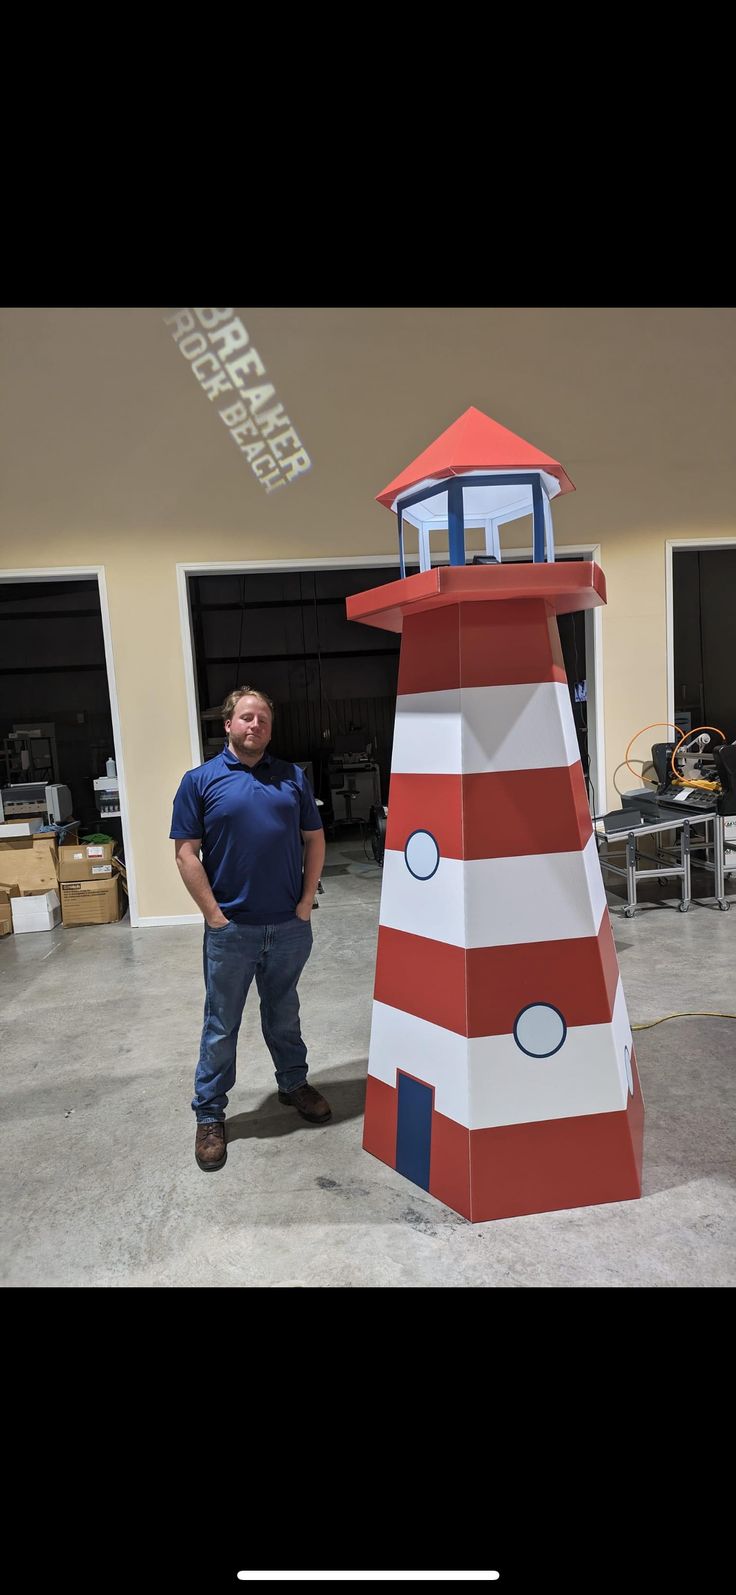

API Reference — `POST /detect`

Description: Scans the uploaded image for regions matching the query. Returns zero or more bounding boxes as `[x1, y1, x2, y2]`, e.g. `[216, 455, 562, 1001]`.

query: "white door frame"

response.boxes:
[177, 545, 605, 810]
[665, 537, 736, 731]
[0, 565, 140, 927]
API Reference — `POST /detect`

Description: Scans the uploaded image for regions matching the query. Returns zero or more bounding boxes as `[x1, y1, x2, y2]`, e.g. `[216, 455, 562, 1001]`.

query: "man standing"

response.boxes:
[171, 686, 330, 1171]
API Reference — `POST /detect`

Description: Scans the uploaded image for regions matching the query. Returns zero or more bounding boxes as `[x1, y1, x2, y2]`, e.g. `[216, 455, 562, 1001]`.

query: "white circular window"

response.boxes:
[624, 1045, 634, 1097]
[404, 829, 440, 880]
[513, 1003, 567, 1058]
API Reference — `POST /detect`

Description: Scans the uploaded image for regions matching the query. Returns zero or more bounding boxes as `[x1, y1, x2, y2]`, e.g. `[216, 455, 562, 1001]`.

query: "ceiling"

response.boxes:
[1, 306, 734, 547]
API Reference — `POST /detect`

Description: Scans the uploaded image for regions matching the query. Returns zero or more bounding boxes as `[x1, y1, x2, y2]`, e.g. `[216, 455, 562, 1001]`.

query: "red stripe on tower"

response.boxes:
[362, 1075, 398, 1168]
[463, 1062, 645, 1221]
[385, 766, 593, 861]
[374, 910, 621, 1038]
[397, 599, 567, 694]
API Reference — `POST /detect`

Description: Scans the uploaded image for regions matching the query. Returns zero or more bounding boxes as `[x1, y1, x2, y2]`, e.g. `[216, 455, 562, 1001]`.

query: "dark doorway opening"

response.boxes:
[673, 548, 736, 742]
[188, 567, 406, 827]
[187, 561, 593, 830]
[0, 578, 118, 836]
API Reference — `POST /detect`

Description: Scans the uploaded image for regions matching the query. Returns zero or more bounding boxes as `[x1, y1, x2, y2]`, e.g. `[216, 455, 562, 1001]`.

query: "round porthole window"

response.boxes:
[404, 829, 440, 880]
[513, 1003, 567, 1058]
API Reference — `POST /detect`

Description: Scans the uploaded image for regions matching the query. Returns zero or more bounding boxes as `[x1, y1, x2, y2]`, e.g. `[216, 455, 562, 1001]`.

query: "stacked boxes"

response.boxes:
[0, 822, 62, 935]
[0, 826, 124, 936]
[58, 842, 123, 925]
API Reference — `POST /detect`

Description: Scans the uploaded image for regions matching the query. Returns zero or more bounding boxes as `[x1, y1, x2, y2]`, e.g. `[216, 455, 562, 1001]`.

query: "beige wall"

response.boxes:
[1, 308, 734, 921]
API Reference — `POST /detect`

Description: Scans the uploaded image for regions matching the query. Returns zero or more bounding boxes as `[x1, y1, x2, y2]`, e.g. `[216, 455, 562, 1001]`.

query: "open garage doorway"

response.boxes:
[0, 566, 137, 923]
[178, 553, 603, 841]
[669, 541, 736, 742]
[182, 562, 404, 837]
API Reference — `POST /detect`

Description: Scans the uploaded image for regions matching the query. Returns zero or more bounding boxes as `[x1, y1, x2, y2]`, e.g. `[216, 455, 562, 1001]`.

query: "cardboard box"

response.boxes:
[0, 836, 53, 861]
[111, 855, 128, 898]
[0, 837, 42, 855]
[0, 830, 77, 872]
[32, 830, 77, 867]
[59, 842, 115, 882]
[0, 882, 18, 936]
[60, 876, 122, 925]
[34, 834, 59, 862]
[0, 841, 58, 894]
[0, 819, 44, 838]
[11, 889, 61, 934]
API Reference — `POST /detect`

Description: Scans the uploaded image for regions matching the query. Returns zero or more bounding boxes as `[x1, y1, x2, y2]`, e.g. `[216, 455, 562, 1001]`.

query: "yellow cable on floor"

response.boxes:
[632, 1011, 736, 1030]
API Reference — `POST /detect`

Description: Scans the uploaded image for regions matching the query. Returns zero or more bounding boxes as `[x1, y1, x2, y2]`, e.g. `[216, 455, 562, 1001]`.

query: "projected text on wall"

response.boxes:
[164, 308, 311, 496]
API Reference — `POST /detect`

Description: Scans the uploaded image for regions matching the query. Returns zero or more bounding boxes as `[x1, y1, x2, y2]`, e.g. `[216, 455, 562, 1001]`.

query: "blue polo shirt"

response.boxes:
[170, 745, 322, 924]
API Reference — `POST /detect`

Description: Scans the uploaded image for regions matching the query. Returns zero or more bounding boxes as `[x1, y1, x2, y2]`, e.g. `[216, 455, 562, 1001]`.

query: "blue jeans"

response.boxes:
[193, 917, 314, 1123]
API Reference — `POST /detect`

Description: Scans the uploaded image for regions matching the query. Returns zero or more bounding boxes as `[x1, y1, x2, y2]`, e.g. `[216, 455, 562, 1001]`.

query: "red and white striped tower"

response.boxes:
[346, 410, 644, 1222]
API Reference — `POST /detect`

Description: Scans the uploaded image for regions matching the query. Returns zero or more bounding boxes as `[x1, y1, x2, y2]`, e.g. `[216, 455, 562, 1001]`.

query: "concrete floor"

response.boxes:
[1, 835, 735, 1287]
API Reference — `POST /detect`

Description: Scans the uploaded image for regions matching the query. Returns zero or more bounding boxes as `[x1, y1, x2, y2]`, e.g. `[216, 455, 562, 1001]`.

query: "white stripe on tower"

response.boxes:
[379, 833, 606, 947]
[391, 681, 581, 776]
[368, 979, 633, 1131]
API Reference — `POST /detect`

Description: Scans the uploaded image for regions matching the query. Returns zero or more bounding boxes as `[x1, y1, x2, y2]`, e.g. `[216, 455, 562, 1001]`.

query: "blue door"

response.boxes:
[396, 1073, 433, 1191]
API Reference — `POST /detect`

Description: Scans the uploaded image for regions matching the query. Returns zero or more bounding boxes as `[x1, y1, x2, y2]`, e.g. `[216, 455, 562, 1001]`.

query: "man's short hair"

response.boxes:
[221, 686, 275, 726]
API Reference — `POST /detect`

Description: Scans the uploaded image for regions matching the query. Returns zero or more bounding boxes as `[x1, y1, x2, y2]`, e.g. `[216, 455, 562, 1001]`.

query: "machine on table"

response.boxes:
[604, 729, 736, 913]
[645, 733, 735, 815]
[0, 781, 73, 825]
[0, 720, 75, 831]
[93, 769, 121, 819]
[327, 732, 381, 827]
[620, 729, 736, 824]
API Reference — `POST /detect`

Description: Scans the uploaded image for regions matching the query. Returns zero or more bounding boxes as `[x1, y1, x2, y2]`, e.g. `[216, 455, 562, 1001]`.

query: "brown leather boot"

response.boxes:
[278, 1082, 332, 1123]
[195, 1121, 227, 1170]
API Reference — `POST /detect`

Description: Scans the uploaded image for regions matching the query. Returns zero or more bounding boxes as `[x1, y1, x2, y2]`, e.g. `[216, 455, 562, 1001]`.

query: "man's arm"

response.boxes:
[296, 826, 326, 920]
[174, 838, 229, 928]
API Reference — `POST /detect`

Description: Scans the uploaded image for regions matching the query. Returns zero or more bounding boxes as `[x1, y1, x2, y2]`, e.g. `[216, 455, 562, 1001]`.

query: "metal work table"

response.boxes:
[595, 809, 731, 917]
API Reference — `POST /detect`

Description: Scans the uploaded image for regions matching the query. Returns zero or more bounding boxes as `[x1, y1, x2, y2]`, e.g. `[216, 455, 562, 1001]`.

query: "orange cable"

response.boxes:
[624, 722, 684, 786]
[670, 725, 726, 788]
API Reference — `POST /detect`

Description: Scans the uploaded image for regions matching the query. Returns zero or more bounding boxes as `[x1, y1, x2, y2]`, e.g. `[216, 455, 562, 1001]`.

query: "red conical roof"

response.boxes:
[376, 406, 575, 508]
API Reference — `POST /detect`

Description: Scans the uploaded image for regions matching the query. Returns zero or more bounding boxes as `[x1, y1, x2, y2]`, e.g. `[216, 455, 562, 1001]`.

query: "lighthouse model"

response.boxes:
[346, 407, 644, 1222]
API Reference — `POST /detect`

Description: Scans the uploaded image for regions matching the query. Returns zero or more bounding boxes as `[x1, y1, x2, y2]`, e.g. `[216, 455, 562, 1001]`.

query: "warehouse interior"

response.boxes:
[0, 305, 734, 1287]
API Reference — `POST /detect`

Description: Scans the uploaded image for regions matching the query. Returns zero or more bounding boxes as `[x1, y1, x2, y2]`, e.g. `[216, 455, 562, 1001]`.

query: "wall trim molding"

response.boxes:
[135, 914, 201, 928]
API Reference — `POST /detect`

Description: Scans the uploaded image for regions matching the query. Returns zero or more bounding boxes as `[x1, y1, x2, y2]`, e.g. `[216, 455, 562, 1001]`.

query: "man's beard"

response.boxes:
[230, 731, 268, 757]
